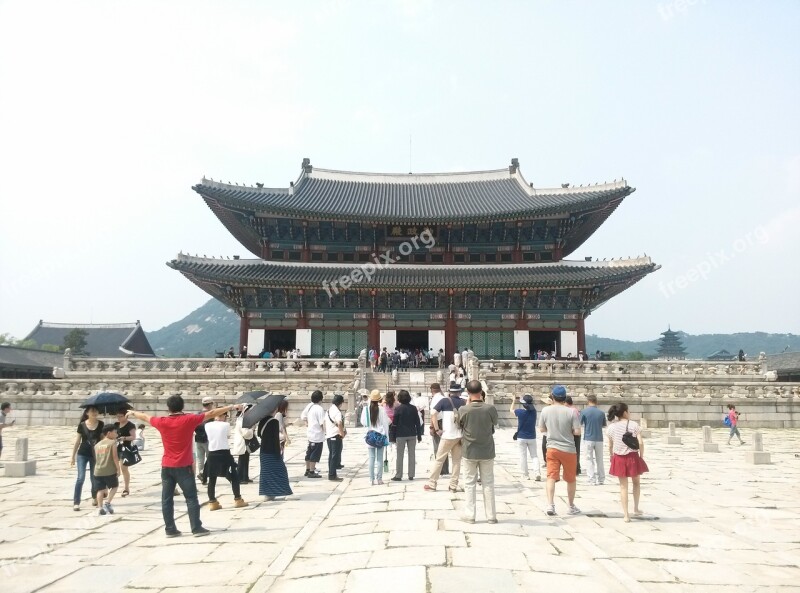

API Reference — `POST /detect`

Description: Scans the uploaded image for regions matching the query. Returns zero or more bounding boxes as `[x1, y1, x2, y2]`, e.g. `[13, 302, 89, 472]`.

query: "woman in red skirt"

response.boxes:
[607, 403, 648, 522]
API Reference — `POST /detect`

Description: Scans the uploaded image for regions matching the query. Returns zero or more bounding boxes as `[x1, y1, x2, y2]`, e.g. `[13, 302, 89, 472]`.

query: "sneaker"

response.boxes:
[337, 465, 345, 469]
[98, 508, 107, 516]
[307, 473, 322, 479]
[234, 498, 249, 508]
[739, 441, 746, 446]
[208, 500, 222, 511]
[487, 519, 498, 524]
[449, 486, 464, 493]
[546, 505, 557, 516]
[568, 505, 582, 515]
[462, 517, 475, 524]
[165, 529, 182, 538]
[391, 477, 402, 482]
[534, 475, 542, 482]
[73, 505, 80, 511]
[103, 503, 114, 515]
[523, 474, 530, 480]
[328, 477, 343, 482]
[263, 495, 275, 501]
[192, 527, 211, 537]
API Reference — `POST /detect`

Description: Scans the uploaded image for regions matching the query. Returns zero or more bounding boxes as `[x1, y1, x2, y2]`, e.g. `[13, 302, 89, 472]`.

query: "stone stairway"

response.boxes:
[363, 368, 445, 395]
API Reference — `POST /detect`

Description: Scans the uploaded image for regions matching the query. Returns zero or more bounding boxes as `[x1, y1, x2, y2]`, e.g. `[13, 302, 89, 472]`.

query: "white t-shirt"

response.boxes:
[430, 392, 444, 415]
[204, 421, 231, 452]
[324, 405, 343, 439]
[412, 394, 430, 424]
[607, 419, 641, 456]
[306, 403, 325, 443]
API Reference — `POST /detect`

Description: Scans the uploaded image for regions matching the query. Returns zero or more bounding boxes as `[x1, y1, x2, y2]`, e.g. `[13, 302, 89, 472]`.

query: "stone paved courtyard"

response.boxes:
[1, 423, 799, 593]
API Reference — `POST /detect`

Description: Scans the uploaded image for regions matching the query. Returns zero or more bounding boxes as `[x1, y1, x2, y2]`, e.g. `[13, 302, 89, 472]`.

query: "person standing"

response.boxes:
[355, 394, 369, 428]
[127, 396, 238, 537]
[0, 402, 15, 462]
[538, 385, 581, 517]
[71, 406, 103, 511]
[510, 394, 541, 481]
[113, 410, 137, 497]
[231, 405, 254, 483]
[580, 395, 607, 485]
[607, 402, 649, 522]
[303, 391, 325, 478]
[458, 380, 499, 523]
[565, 396, 582, 475]
[726, 404, 745, 445]
[194, 397, 215, 484]
[274, 399, 290, 457]
[361, 390, 390, 485]
[428, 383, 449, 477]
[324, 394, 346, 482]
[424, 382, 466, 493]
[391, 390, 422, 481]
[204, 410, 248, 510]
[93, 425, 120, 516]
[258, 409, 293, 501]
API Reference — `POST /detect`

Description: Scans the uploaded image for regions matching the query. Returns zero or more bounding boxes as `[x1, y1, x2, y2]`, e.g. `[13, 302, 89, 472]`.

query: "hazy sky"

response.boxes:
[1, 0, 798, 342]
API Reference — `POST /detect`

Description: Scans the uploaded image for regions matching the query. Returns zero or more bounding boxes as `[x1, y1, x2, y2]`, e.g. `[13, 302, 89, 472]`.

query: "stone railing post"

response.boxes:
[701, 425, 719, 452]
[746, 432, 771, 464]
[665, 422, 682, 445]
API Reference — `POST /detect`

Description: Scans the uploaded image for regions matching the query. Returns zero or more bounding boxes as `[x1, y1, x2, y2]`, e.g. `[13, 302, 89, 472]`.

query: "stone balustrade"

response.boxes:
[478, 359, 765, 381]
[64, 356, 359, 378]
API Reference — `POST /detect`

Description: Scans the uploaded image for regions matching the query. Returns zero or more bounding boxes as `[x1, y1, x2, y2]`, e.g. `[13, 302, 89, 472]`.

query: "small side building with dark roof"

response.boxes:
[0, 346, 63, 379]
[24, 321, 155, 357]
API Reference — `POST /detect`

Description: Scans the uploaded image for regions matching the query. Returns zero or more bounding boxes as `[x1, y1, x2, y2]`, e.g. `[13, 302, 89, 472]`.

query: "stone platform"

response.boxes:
[1, 425, 799, 592]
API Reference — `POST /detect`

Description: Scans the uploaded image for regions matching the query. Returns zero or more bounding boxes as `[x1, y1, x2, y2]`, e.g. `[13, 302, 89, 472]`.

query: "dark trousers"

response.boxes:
[208, 472, 241, 501]
[237, 452, 250, 482]
[161, 466, 202, 534]
[327, 436, 343, 478]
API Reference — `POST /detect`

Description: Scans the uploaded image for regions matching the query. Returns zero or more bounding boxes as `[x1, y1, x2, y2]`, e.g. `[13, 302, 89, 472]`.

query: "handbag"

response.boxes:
[621, 420, 640, 450]
[364, 407, 388, 448]
[246, 435, 260, 453]
[512, 431, 518, 441]
[119, 444, 141, 466]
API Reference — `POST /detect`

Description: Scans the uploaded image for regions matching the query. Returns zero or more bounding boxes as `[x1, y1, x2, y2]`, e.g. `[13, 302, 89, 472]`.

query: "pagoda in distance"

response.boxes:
[655, 327, 687, 360]
[169, 158, 660, 360]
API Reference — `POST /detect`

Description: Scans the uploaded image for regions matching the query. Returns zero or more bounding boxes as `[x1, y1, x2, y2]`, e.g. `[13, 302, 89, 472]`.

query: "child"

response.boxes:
[133, 424, 146, 451]
[726, 405, 745, 445]
[94, 425, 121, 515]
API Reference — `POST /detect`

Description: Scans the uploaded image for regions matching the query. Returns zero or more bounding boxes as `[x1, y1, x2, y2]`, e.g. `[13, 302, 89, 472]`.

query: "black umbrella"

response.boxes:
[242, 394, 286, 429]
[236, 390, 269, 404]
[80, 392, 130, 414]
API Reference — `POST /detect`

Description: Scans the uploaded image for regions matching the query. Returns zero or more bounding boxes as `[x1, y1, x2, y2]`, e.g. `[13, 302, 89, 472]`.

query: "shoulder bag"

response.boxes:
[621, 420, 640, 450]
[364, 408, 388, 448]
[119, 444, 142, 466]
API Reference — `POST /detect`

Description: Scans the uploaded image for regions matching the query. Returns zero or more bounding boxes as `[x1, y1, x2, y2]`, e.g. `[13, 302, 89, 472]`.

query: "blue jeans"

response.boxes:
[73, 454, 97, 505]
[161, 466, 202, 534]
[367, 446, 384, 482]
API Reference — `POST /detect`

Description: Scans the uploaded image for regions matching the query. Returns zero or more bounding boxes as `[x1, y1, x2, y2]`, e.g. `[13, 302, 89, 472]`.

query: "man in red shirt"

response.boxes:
[127, 395, 239, 537]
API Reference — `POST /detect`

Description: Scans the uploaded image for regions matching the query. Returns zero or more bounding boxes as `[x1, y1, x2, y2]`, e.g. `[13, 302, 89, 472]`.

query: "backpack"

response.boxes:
[723, 415, 731, 427]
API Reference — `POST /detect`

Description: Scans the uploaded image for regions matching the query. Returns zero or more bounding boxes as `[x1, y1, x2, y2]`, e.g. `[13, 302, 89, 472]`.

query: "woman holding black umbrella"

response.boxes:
[248, 395, 292, 501]
[70, 406, 103, 511]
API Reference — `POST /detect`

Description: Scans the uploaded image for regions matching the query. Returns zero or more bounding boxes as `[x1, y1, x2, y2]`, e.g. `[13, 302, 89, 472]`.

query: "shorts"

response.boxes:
[546, 448, 577, 483]
[305, 441, 323, 462]
[95, 474, 119, 490]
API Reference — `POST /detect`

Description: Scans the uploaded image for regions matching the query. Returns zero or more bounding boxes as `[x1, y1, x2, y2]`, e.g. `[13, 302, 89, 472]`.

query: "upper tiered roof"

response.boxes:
[194, 158, 633, 225]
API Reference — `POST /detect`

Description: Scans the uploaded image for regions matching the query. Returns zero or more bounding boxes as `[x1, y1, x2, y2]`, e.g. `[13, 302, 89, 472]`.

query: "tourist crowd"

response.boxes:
[54, 381, 660, 536]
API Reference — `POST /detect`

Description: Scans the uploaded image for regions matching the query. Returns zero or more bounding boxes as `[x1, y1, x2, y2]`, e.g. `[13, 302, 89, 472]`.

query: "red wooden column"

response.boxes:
[445, 289, 457, 363]
[239, 315, 248, 351]
[577, 316, 586, 356]
[368, 289, 380, 349]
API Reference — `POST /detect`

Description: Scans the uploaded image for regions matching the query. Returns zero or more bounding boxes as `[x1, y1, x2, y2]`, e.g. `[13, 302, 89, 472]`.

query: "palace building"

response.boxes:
[169, 158, 659, 359]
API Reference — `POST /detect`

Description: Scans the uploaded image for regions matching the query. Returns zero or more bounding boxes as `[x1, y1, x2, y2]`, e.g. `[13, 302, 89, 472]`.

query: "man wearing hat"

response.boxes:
[193, 397, 215, 484]
[424, 381, 466, 492]
[538, 385, 581, 516]
[458, 380, 499, 523]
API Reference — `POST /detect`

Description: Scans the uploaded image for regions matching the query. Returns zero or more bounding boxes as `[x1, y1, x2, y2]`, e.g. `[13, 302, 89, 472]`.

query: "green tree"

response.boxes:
[63, 329, 89, 355]
[627, 350, 648, 360]
[41, 344, 63, 352]
[17, 339, 38, 349]
[0, 333, 16, 345]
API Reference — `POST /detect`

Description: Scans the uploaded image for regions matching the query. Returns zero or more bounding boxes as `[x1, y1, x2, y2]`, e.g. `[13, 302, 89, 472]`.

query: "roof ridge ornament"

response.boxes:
[509, 157, 519, 174]
[302, 158, 312, 174]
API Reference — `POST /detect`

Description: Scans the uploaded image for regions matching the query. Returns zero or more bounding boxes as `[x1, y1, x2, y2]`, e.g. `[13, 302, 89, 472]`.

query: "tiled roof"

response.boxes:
[24, 322, 156, 357]
[194, 163, 633, 224]
[0, 346, 63, 371]
[168, 255, 659, 290]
